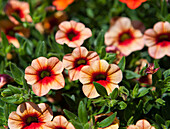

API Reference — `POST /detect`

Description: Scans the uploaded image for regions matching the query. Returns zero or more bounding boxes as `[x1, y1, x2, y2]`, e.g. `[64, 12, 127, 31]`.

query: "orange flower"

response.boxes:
[127, 119, 155, 129]
[25, 57, 65, 96]
[52, 0, 74, 11]
[63, 47, 100, 81]
[94, 112, 119, 129]
[45, 115, 75, 129]
[4, 0, 32, 25]
[79, 60, 123, 98]
[0, 19, 30, 48]
[105, 17, 144, 56]
[119, 0, 147, 9]
[55, 20, 92, 48]
[144, 21, 170, 59]
[8, 102, 53, 129]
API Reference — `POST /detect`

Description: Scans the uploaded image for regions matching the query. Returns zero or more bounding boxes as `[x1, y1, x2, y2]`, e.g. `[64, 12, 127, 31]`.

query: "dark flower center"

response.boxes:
[40, 71, 51, 79]
[120, 33, 131, 42]
[94, 74, 106, 81]
[67, 29, 79, 41]
[26, 116, 38, 125]
[158, 34, 170, 42]
[12, 8, 24, 18]
[77, 59, 86, 65]
[55, 126, 66, 129]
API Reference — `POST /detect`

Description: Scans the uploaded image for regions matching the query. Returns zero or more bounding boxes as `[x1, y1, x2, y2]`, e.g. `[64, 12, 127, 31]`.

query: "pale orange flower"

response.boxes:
[25, 57, 65, 96]
[105, 17, 144, 56]
[63, 47, 100, 81]
[144, 21, 170, 59]
[55, 20, 92, 48]
[4, 0, 32, 25]
[0, 19, 30, 48]
[127, 119, 156, 129]
[94, 112, 119, 129]
[8, 102, 53, 129]
[52, 0, 74, 11]
[119, 0, 147, 9]
[45, 115, 75, 129]
[79, 60, 123, 98]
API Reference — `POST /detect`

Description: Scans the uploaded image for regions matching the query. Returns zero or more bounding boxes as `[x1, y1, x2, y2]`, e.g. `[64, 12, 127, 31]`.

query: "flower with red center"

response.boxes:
[55, 20, 92, 48]
[119, 0, 147, 9]
[79, 60, 123, 98]
[8, 102, 53, 129]
[0, 74, 13, 88]
[63, 47, 100, 81]
[144, 21, 170, 59]
[4, 0, 32, 25]
[25, 57, 65, 96]
[52, 0, 74, 11]
[0, 19, 30, 48]
[127, 119, 156, 129]
[45, 115, 75, 129]
[94, 112, 119, 129]
[105, 17, 144, 56]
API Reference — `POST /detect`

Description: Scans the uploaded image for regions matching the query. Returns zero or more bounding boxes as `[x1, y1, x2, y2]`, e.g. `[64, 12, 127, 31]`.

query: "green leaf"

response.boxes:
[4, 103, 8, 120]
[94, 30, 105, 52]
[98, 112, 117, 128]
[152, 60, 162, 85]
[163, 69, 170, 79]
[137, 87, 151, 98]
[110, 88, 118, 100]
[35, 41, 47, 57]
[156, 98, 165, 106]
[1, 96, 18, 103]
[22, 76, 29, 91]
[63, 109, 79, 122]
[63, 94, 76, 110]
[78, 101, 88, 124]
[1, 89, 13, 97]
[70, 120, 83, 129]
[125, 70, 141, 79]
[118, 101, 127, 110]
[105, 53, 116, 64]
[155, 114, 165, 126]
[1, 32, 9, 54]
[83, 122, 90, 129]
[100, 46, 106, 59]
[9, 62, 24, 85]
[118, 56, 126, 71]
[127, 116, 134, 126]
[119, 86, 129, 97]
[132, 83, 139, 98]
[8, 85, 21, 94]
[93, 82, 108, 96]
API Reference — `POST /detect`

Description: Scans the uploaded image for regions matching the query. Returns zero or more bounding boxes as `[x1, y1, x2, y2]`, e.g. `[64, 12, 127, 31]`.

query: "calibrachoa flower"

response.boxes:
[79, 60, 123, 98]
[94, 112, 119, 129]
[0, 74, 13, 88]
[8, 102, 53, 129]
[144, 21, 170, 59]
[45, 115, 75, 129]
[0, 19, 30, 48]
[55, 20, 92, 48]
[105, 17, 144, 56]
[25, 57, 65, 96]
[63, 47, 100, 81]
[4, 0, 32, 25]
[145, 63, 159, 74]
[127, 119, 156, 129]
[52, 0, 74, 11]
[119, 0, 147, 9]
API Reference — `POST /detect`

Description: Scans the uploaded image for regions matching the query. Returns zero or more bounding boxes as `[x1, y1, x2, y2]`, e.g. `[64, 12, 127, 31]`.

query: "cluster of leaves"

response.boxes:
[0, 0, 169, 129]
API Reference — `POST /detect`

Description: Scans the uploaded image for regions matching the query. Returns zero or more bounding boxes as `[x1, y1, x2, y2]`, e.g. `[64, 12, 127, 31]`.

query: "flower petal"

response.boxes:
[59, 21, 71, 32]
[116, 17, 131, 31]
[136, 119, 151, 129]
[50, 74, 65, 90]
[25, 74, 38, 85]
[8, 112, 24, 129]
[82, 84, 99, 98]
[107, 64, 123, 84]
[105, 83, 119, 95]
[51, 59, 64, 74]
[87, 51, 100, 64]
[66, 122, 75, 129]
[37, 103, 53, 122]
[91, 60, 109, 73]
[55, 30, 67, 45]
[63, 54, 75, 70]
[79, 28, 92, 40]
[72, 47, 88, 58]
[79, 66, 93, 84]
[31, 57, 48, 70]
[144, 29, 157, 47]
[53, 116, 68, 127]
[148, 45, 167, 59]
